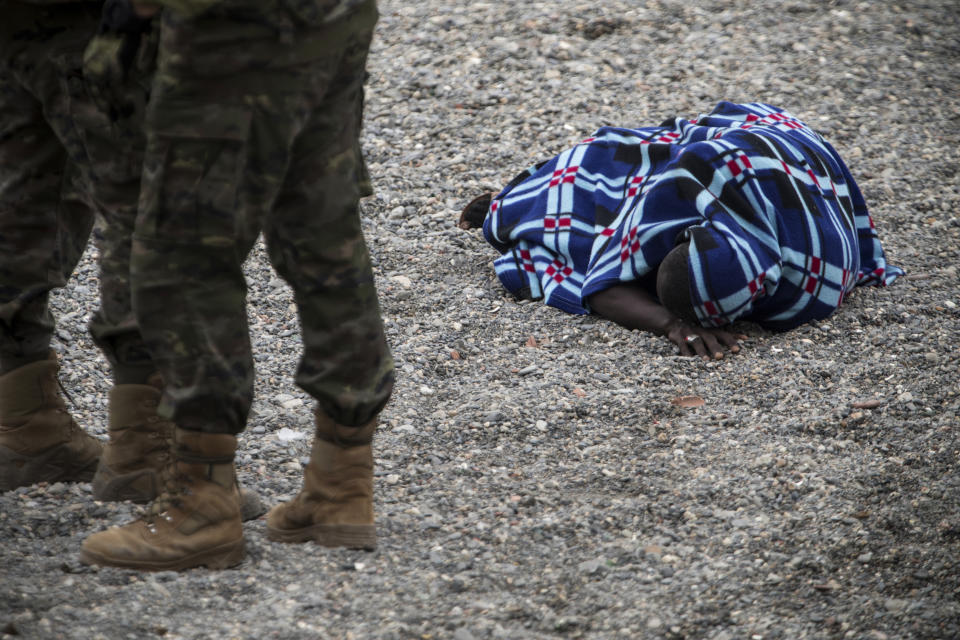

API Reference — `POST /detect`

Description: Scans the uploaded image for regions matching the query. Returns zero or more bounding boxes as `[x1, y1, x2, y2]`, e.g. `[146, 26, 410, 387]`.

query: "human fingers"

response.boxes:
[712, 330, 744, 353]
[670, 330, 697, 357]
[699, 332, 726, 360]
[674, 334, 695, 357]
[681, 332, 711, 360]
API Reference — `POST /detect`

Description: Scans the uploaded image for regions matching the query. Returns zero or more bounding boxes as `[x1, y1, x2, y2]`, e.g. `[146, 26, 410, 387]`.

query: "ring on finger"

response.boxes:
[684, 335, 701, 343]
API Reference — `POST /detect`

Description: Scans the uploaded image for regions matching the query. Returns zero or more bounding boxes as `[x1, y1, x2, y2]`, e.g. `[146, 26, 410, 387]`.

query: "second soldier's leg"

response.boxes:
[264, 0, 394, 549]
[75, 36, 175, 504]
[0, 8, 102, 492]
[83, 5, 286, 570]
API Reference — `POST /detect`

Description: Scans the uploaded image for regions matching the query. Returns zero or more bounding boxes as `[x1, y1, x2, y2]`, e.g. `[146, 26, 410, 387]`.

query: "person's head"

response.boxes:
[656, 242, 698, 324]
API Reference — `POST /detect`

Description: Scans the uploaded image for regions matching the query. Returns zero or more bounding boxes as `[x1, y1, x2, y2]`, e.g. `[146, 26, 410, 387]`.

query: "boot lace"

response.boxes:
[142, 430, 190, 533]
[51, 375, 83, 436]
[56, 377, 76, 407]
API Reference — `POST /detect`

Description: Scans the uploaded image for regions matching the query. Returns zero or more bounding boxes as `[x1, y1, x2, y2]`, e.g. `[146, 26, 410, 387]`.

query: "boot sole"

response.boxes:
[79, 538, 246, 572]
[266, 522, 376, 550]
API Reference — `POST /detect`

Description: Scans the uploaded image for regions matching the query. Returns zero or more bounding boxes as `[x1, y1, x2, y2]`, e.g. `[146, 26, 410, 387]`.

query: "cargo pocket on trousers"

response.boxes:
[139, 104, 253, 245]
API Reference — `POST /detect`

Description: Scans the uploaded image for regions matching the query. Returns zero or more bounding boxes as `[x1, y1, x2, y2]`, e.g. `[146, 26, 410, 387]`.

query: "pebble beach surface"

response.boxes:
[2, 1, 959, 639]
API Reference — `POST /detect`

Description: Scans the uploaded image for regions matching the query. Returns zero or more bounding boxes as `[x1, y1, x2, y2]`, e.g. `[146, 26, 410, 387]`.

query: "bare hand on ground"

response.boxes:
[664, 323, 745, 359]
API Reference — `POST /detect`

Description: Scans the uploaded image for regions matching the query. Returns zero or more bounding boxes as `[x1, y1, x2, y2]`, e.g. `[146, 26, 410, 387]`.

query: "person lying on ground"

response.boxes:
[460, 101, 902, 359]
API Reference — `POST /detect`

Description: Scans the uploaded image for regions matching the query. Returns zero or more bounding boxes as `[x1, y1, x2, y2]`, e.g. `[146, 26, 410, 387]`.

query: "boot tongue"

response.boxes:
[148, 458, 235, 516]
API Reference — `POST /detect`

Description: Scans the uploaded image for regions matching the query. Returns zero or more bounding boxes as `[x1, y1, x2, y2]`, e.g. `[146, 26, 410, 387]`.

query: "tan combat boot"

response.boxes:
[266, 410, 376, 549]
[92, 375, 171, 503]
[0, 354, 102, 492]
[80, 427, 244, 571]
[92, 375, 266, 520]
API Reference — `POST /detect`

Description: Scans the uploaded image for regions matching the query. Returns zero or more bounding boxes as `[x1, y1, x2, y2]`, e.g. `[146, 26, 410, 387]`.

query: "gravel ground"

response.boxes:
[2, 1, 959, 639]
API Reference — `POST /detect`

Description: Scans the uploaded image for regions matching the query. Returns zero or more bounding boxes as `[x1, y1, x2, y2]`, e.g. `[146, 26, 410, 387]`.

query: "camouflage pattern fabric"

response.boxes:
[0, 0, 151, 374]
[148, 0, 371, 23]
[131, 0, 394, 434]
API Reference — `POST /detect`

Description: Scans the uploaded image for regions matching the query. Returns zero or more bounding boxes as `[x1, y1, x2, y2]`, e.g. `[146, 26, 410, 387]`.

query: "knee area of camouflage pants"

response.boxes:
[130, 0, 391, 432]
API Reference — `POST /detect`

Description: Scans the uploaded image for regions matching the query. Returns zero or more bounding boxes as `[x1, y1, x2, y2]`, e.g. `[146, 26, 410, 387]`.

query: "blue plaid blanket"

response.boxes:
[483, 101, 903, 329]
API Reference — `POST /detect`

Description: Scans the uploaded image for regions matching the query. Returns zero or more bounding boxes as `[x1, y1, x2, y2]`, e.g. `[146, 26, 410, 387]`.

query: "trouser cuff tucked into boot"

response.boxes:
[81, 427, 244, 571]
[91, 376, 266, 519]
[0, 353, 101, 491]
[266, 410, 377, 549]
[314, 408, 376, 447]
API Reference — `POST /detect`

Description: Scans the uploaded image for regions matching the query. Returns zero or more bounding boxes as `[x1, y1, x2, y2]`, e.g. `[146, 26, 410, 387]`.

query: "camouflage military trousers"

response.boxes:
[0, 1, 151, 375]
[133, 0, 394, 434]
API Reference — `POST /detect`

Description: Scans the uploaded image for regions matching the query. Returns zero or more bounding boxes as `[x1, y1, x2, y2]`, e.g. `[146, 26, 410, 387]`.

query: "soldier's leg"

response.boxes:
[128, 4, 306, 438]
[87, 173, 176, 503]
[81, 78, 154, 387]
[130, 126, 258, 437]
[72, 30, 174, 503]
[85, 98, 264, 515]
[0, 82, 84, 372]
[0, 8, 101, 491]
[85, 167, 179, 502]
[267, 0, 391, 430]
[264, 0, 393, 549]
[84, 7, 288, 569]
